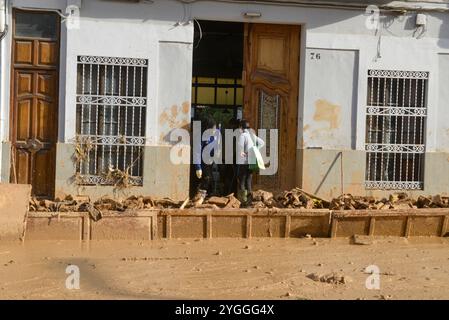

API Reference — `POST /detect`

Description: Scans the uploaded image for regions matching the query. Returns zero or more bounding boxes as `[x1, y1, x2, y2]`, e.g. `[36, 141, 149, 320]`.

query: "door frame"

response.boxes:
[9, 8, 61, 197]
[242, 22, 301, 192]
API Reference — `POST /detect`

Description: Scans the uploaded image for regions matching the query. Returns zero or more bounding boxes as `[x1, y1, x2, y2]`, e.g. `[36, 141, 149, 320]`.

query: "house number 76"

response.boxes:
[310, 52, 321, 60]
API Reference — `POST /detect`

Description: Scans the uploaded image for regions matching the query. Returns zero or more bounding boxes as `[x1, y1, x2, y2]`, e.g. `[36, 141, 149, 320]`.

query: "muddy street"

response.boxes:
[0, 238, 449, 300]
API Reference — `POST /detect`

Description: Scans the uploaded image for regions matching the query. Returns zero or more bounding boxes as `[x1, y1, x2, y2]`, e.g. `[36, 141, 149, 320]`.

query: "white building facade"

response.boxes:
[0, 0, 448, 200]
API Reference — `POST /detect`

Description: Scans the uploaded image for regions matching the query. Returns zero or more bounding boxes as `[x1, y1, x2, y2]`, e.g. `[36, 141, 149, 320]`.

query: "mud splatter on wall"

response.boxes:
[313, 99, 341, 129]
[158, 101, 191, 144]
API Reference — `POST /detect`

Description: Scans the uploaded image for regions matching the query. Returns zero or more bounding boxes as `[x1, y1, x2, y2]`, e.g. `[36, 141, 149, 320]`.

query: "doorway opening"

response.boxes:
[190, 21, 301, 198]
[190, 20, 244, 197]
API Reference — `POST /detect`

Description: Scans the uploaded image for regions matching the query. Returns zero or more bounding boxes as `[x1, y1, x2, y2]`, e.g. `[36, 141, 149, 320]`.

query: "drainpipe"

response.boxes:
[0, 0, 7, 41]
[0, 0, 8, 181]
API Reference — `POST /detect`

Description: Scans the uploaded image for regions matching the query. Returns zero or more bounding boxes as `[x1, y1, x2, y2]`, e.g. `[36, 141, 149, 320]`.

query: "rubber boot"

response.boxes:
[237, 190, 248, 206]
[194, 189, 207, 207]
[247, 192, 253, 207]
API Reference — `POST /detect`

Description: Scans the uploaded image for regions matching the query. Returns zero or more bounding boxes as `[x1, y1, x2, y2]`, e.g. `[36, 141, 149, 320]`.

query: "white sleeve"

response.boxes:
[238, 133, 246, 152]
[255, 135, 265, 149]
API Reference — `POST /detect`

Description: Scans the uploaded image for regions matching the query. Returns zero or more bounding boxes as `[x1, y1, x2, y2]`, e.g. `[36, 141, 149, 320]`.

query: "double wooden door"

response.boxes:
[243, 24, 300, 192]
[10, 10, 60, 198]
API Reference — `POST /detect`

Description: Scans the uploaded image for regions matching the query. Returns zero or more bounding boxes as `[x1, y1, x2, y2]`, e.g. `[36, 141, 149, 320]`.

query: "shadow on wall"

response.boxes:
[436, 10, 449, 49]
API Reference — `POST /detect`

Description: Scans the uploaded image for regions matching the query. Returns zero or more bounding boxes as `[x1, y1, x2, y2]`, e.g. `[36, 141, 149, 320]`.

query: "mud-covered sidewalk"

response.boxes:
[1, 238, 449, 300]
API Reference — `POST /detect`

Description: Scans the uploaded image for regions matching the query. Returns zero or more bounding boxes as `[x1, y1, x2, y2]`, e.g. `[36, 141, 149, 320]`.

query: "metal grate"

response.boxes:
[258, 90, 280, 189]
[365, 70, 428, 190]
[259, 90, 279, 158]
[75, 55, 148, 186]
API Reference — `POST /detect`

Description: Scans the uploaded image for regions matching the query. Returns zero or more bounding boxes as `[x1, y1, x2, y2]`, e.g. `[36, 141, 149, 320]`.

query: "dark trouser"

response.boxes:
[197, 164, 213, 195]
[223, 164, 238, 195]
[237, 164, 253, 194]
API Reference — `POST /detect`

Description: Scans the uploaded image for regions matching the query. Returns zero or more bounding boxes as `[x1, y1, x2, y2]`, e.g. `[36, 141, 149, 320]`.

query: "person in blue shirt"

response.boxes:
[193, 116, 219, 198]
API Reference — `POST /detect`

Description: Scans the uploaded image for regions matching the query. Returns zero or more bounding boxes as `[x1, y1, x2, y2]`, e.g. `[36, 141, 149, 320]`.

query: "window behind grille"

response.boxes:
[365, 70, 428, 190]
[75, 56, 148, 186]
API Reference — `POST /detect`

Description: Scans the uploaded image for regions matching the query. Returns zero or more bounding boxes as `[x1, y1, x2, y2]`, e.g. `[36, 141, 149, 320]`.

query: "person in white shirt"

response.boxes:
[237, 119, 265, 206]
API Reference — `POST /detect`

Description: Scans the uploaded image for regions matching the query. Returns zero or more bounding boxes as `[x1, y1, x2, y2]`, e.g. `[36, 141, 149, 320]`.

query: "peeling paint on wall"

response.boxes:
[313, 99, 341, 129]
[182, 101, 190, 115]
[158, 102, 191, 145]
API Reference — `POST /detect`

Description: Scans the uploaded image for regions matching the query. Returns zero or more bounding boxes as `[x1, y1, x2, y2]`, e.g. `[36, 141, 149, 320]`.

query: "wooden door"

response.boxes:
[10, 10, 60, 198]
[243, 24, 300, 192]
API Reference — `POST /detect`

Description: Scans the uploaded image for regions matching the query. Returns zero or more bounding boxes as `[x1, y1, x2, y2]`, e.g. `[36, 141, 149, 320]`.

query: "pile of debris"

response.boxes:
[29, 189, 449, 214]
[29, 195, 182, 220]
[247, 188, 330, 209]
[28, 193, 241, 213]
[329, 193, 449, 210]
[275, 188, 330, 209]
[307, 272, 352, 285]
[185, 193, 241, 209]
[177, 188, 331, 210]
[252, 190, 278, 208]
[415, 194, 449, 208]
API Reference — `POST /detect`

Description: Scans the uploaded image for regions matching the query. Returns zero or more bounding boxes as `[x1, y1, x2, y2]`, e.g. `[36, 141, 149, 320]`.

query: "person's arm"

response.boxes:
[238, 133, 246, 162]
[193, 141, 203, 178]
[215, 127, 222, 158]
[210, 131, 220, 151]
[255, 135, 265, 149]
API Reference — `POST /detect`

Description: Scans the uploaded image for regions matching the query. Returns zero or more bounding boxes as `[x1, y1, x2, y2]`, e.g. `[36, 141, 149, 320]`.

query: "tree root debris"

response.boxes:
[29, 189, 449, 215]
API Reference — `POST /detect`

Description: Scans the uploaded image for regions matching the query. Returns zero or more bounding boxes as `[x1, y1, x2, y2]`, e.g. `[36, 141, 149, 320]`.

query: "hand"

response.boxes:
[196, 170, 203, 179]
